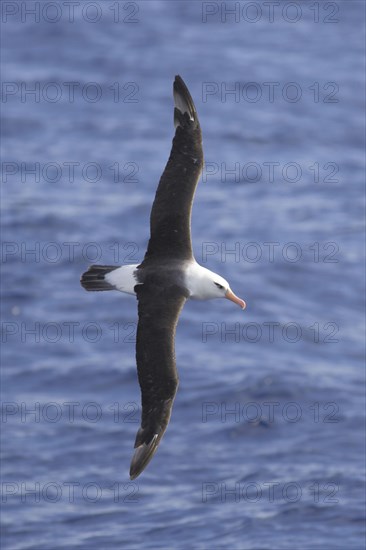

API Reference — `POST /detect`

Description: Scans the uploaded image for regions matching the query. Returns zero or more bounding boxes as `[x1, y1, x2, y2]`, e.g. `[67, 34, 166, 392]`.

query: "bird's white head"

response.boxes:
[185, 263, 246, 309]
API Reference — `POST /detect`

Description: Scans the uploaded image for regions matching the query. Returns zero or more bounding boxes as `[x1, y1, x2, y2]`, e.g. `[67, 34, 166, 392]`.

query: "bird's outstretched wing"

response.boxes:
[129, 281, 188, 480]
[141, 75, 203, 264]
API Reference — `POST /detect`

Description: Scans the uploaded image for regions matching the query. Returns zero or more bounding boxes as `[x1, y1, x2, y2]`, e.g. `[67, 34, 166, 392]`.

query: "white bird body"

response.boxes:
[104, 260, 245, 306]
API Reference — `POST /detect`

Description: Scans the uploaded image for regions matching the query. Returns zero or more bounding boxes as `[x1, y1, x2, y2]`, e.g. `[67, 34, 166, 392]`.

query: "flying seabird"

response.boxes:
[81, 75, 246, 480]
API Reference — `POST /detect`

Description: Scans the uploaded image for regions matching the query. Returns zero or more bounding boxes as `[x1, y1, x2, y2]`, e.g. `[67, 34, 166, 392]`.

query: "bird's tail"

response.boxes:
[80, 265, 119, 291]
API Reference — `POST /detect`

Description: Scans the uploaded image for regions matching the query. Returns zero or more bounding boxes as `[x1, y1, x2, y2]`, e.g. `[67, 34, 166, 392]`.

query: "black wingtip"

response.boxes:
[129, 394, 177, 479]
[173, 75, 198, 129]
[129, 434, 160, 480]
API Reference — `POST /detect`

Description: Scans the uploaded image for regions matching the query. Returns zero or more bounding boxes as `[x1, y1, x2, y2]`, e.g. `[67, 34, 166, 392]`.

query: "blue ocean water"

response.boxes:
[1, 1, 365, 549]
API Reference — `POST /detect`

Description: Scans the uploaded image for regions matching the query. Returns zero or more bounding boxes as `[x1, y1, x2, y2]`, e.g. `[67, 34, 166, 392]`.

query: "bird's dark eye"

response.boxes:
[214, 282, 224, 290]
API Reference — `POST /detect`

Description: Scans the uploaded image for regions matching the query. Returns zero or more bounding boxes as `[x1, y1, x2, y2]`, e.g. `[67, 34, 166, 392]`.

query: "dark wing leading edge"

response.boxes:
[129, 281, 188, 480]
[141, 75, 204, 263]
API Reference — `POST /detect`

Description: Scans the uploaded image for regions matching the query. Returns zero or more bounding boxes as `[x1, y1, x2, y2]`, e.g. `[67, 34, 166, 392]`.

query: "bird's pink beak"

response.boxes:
[225, 289, 246, 309]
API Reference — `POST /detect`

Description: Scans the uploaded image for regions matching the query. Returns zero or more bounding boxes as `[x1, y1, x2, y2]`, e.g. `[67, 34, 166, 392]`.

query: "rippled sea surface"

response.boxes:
[1, 1, 365, 549]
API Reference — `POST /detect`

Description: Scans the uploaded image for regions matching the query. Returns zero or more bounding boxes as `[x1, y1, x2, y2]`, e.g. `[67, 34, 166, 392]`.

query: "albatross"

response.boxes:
[81, 75, 246, 480]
